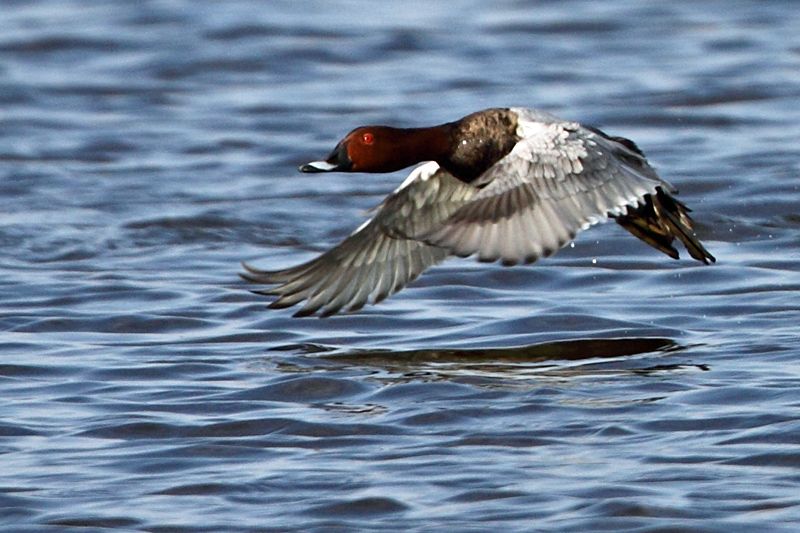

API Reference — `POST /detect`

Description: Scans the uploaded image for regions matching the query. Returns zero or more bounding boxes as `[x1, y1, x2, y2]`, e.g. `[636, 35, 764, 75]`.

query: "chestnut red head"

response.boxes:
[299, 125, 448, 174]
[299, 126, 397, 173]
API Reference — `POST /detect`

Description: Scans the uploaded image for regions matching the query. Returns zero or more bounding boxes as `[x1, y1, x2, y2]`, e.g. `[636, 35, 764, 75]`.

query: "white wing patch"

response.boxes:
[393, 161, 441, 193]
[512, 113, 588, 179]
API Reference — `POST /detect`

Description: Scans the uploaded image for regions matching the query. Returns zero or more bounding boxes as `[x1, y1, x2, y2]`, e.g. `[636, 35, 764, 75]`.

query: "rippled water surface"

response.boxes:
[2, 1, 800, 530]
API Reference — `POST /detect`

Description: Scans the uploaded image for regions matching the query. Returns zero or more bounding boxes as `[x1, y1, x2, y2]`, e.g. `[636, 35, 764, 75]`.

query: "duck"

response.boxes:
[241, 107, 715, 317]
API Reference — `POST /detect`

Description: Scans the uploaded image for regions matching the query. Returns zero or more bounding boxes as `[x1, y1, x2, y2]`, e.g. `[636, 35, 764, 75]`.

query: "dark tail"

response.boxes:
[613, 187, 715, 264]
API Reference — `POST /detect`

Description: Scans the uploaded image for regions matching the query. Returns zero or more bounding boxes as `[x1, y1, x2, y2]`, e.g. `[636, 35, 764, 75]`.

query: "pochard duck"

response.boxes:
[242, 107, 715, 317]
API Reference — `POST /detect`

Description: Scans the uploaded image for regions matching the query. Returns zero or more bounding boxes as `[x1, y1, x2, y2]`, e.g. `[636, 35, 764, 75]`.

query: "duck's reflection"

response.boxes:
[272, 337, 709, 382]
[326, 336, 678, 364]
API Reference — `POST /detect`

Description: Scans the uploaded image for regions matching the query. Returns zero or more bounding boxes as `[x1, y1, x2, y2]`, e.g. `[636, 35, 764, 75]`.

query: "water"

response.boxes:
[2, 0, 800, 530]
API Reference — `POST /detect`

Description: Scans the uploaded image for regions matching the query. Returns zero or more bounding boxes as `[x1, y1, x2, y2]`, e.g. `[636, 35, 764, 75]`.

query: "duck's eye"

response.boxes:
[361, 132, 374, 145]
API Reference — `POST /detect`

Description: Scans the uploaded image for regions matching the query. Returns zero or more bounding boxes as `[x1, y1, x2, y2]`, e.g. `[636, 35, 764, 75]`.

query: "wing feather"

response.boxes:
[242, 162, 477, 316]
[422, 109, 666, 264]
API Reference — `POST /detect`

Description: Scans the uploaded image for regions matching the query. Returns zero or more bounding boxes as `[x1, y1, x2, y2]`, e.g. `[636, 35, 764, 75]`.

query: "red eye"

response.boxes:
[361, 132, 374, 145]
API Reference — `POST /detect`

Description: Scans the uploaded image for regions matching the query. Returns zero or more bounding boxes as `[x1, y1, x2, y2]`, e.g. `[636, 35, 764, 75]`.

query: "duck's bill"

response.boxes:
[299, 142, 352, 173]
[299, 160, 339, 173]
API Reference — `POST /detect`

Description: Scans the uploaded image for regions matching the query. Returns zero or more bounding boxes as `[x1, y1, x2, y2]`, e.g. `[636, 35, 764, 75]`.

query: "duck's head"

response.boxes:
[299, 124, 451, 174]
[300, 126, 402, 173]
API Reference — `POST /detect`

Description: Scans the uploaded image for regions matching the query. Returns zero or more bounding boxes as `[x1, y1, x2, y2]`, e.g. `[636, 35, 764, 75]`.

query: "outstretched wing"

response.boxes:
[421, 108, 667, 264]
[241, 162, 476, 317]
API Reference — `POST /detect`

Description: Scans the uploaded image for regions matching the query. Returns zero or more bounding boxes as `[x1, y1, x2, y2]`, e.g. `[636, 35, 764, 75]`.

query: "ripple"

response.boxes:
[124, 214, 246, 245]
[310, 496, 409, 518]
[0, 36, 131, 54]
[488, 20, 625, 35]
[12, 314, 214, 334]
[222, 375, 370, 402]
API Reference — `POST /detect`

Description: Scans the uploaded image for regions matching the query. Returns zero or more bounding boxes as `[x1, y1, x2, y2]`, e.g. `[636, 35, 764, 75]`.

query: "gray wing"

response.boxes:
[422, 109, 667, 264]
[242, 162, 477, 317]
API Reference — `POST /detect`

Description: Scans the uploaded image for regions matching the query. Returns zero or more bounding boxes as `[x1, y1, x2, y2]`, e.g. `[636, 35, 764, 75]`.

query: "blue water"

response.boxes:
[2, 0, 800, 530]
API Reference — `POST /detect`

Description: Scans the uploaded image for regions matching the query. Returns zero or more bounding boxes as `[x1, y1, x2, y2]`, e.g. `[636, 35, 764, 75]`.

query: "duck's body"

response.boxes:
[242, 107, 715, 317]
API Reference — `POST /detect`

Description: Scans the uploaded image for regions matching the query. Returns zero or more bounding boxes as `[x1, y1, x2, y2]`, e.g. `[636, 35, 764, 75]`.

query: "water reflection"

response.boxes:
[327, 336, 680, 363]
[270, 337, 710, 382]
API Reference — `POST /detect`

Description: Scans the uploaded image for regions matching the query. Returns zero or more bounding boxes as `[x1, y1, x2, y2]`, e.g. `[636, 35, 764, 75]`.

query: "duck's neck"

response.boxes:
[387, 125, 453, 171]
[384, 109, 518, 182]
